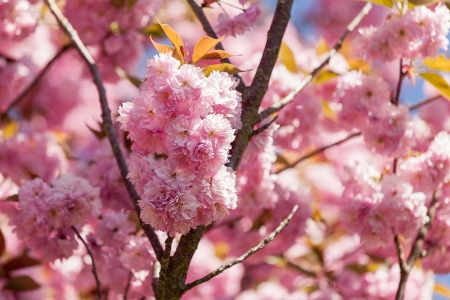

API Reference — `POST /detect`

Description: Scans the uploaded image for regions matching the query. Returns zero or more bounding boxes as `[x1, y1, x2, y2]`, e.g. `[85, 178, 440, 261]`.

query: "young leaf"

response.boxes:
[5, 194, 19, 202]
[203, 63, 244, 77]
[1, 121, 18, 139]
[313, 70, 339, 84]
[149, 36, 175, 55]
[4, 276, 40, 291]
[200, 50, 235, 60]
[421, 72, 450, 101]
[359, 0, 394, 8]
[3, 255, 41, 272]
[279, 43, 298, 73]
[0, 229, 5, 257]
[192, 36, 224, 63]
[158, 21, 185, 63]
[435, 283, 450, 298]
[423, 55, 450, 72]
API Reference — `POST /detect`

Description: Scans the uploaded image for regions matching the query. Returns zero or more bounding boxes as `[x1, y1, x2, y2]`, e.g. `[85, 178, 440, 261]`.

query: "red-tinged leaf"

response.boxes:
[4, 276, 40, 291]
[86, 123, 106, 140]
[279, 43, 297, 73]
[158, 21, 185, 63]
[359, 0, 393, 8]
[192, 36, 224, 63]
[421, 72, 450, 101]
[0, 229, 5, 257]
[149, 36, 175, 55]
[202, 0, 218, 7]
[5, 194, 18, 202]
[3, 255, 41, 272]
[423, 55, 450, 72]
[435, 283, 450, 298]
[203, 63, 245, 77]
[200, 50, 235, 60]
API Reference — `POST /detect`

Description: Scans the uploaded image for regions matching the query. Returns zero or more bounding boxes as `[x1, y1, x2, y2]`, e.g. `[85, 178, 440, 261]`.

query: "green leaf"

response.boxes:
[359, 0, 393, 8]
[423, 55, 450, 72]
[279, 43, 298, 73]
[125, 0, 138, 10]
[192, 36, 224, 63]
[86, 123, 106, 140]
[421, 72, 450, 101]
[3, 254, 41, 272]
[0, 229, 5, 257]
[202, 63, 244, 77]
[4, 276, 40, 291]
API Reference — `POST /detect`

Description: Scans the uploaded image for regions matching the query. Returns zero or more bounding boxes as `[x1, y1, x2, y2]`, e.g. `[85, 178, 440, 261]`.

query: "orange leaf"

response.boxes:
[192, 36, 224, 63]
[203, 63, 244, 77]
[200, 50, 235, 60]
[149, 36, 175, 55]
[158, 21, 185, 63]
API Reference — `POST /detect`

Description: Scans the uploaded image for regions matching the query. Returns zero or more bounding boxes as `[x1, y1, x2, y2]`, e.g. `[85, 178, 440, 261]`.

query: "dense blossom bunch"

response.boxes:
[8, 175, 101, 261]
[0, 0, 39, 40]
[341, 164, 428, 248]
[118, 53, 241, 236]
[0, 128, 68, 185]
[334, 71, 411, 156]
[215, 1, 261, 37]
[356, 4, 450, 61]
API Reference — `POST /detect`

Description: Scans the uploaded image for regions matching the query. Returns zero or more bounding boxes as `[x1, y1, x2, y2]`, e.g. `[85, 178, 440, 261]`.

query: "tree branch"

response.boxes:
[72, 227, 102, 300]
[0, 44, 72, 120]
[44, 0, 164, 261]
[123, 271, 133, 300]
[183, 205, 298, 291]
[229, 0, 295, 171]
[258, 2, 373, 122]
[185, 0, 245, 91]
[395, 189, 440, 300]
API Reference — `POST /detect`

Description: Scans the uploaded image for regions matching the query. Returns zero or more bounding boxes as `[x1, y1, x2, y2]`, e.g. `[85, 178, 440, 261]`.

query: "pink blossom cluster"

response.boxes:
[0, 0, 39, 40]
[334, 71, 411, 156]
[8, 175, 101, 261]
[341, 163, 428, 248]
[118, 53, 241, 236]
[0, 129, 68, 186]
[399, 131, 450, 193]
[64, 0, 163, 81]
[356, 4, 450, 61]
[215, 1, 261, 37]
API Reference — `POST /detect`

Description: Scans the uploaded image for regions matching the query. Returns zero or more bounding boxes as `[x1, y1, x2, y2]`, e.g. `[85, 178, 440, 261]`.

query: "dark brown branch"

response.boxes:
[183, 205, 298, 291]
[72, 227, 102, 300]
[44, 0, 164, 261]
[185, 0, 245, 91]
[258, 3, 373, 122]
[0, 44, 72, 120]
[252, 116, 278, 137]
[395, 189, 440, 300]
[392, 59, 406, 106]
[229, 0, 295, 171]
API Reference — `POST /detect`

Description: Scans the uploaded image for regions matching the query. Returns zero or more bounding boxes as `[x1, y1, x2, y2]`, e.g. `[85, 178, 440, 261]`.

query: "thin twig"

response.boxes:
[182, 205, 298, 291]
[123, 271, 133, 300]
[252, 116, 278, 137]
[276, 132, 361, 174]
[258, 3, 373, 122]
[277, 256, 317, 277]
[0, 44, 72, 120]
[395, 189, 440, 300]
[273, 92, 441, 173]
[72, 227, 102, 300]
[44, 0, 164, 260]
